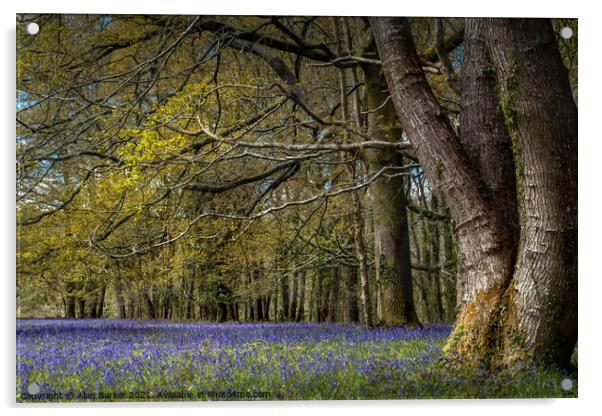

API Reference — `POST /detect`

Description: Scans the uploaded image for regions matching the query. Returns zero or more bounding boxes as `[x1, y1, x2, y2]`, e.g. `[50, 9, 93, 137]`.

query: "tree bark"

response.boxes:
[362, 56, 420, 327]
[370, 17, 577, 369]
[482, 18, 578, 367]
[429, 196, 445, 323]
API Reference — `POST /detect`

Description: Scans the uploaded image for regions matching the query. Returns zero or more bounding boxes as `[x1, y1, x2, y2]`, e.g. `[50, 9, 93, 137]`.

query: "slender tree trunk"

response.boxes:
[115, 278, 127, 319]
[331, 18, 373, 328]
[420, 216, 434, 322]
[429, 196, 444, 323]
[65, 282, 76, 319]
[296, 270, 306, 322]
[185, 277, 194, 320]
[127, 294, 135, 319]
[288, 271, 297, 321]
[76, 297, 85, 319]
[340, 265, 357, 322]
[278, 273, 289, 321]
[95, 283, 106, 318]
[142, 289, 156, 319]
[442, 213, 457, 322]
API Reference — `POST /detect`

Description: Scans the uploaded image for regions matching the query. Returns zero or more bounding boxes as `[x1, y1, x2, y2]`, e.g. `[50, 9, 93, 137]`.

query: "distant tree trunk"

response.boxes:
[331, 19, 373, 328]
[314, 269, 323, 322]
[419, 216, 434, 322]
[295, 270, 306, 322]
[115, 278, 127, 319]
[95, 283, 106, 318]
[442, 214, 457, 322]
[371, 17, 577, 368]
[65, 282, 76, 319]
[265, 296, 270, 320]
[162, 296, 170, 320]
[341, 266, 359, 322]
[278, 273, 289, 321]
[288, 271, 297, 321]
[307, 270, 318, 322]
[185, 278, 194, 320]
[127, 294, 136, 319]
[231, 303, 238, 321]
[142, 290, 156, 319]
[77, 297, 85, 319]
[326, 267, 339, 322]
[66, 297, 76, 319]
[318, 271, 328, 322]
[429, 196, 445, 322]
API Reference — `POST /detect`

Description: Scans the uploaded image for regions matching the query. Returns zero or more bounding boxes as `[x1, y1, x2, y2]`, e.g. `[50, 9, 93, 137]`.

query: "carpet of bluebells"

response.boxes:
[16, 319, 576, 401]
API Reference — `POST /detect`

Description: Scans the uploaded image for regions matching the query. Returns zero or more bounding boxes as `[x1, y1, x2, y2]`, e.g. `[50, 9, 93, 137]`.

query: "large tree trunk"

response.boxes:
[371, 16, 516, 361]
[370, 17, 577, 369]
[482, 18, 578, 367]
[362, 58, 420, 327]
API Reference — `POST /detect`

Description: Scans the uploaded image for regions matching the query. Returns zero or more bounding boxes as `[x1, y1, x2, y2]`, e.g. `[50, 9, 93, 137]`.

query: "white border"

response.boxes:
[3, 1, 600, 415]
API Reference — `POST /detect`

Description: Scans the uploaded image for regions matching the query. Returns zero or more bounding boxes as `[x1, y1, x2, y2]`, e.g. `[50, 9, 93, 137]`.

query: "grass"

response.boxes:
[16, 319, 577, 401]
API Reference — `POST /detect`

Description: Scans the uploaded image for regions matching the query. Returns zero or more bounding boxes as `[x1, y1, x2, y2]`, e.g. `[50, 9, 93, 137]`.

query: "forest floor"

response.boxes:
[16, 319, 577, 401]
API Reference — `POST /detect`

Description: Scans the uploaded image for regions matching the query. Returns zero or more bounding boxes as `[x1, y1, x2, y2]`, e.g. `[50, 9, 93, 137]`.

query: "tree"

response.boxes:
[370, 17, 577, 369]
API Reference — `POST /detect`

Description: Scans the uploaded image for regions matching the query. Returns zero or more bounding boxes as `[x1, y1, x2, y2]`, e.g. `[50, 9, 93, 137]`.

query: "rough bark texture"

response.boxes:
[483, 18, 578, 367]
[370, 17, 577, 369]
[371, 16, 515, 353]
[362, 58, 420, 327]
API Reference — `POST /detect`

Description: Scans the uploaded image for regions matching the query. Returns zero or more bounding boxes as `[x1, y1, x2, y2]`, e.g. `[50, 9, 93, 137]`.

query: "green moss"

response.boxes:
[508, 327, 526, 350]
[446, 324, 465, 352]
[435, 160, 445, 179]
[495, 61, 525, 210]
[379, 256, 394, 283]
